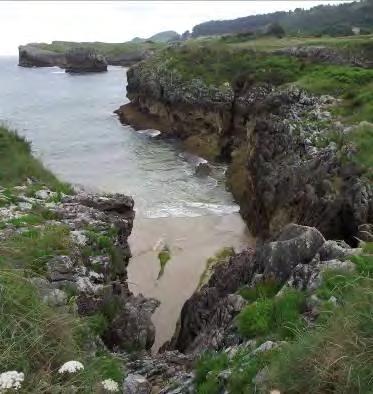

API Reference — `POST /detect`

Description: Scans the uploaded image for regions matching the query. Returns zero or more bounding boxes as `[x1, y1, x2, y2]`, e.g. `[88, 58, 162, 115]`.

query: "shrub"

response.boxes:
[316, 269, 358, 300]
[195, 352, 228, 393]
[272, 289, 306, 338]
[237, 299, 273, 338]
[350, 253, 373, 277]
[237, 289, 305, 339]
[267, 278, 373, 393]
[239, 278, 281, 302]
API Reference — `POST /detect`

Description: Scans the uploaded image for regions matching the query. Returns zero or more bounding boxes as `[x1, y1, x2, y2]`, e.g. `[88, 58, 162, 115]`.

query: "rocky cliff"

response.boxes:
[18, 43, 155, 69]
[65, 47, 107, 73]
[18, 45, 66, 67]
[117, 45, 373, 244]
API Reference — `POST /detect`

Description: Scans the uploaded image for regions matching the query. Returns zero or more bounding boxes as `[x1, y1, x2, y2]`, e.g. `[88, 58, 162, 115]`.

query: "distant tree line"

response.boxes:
[192, 0, 373, 37]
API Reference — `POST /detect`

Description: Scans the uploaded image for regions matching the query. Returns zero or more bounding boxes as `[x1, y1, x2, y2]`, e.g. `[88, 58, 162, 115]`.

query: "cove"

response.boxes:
[0, 57, 252, 349]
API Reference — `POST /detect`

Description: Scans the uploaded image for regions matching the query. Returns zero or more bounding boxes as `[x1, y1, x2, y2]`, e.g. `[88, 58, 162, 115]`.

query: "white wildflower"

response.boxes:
[58, 361, 84, 374]
[101, 379, 119, 392]
[0, 371, 24, 391]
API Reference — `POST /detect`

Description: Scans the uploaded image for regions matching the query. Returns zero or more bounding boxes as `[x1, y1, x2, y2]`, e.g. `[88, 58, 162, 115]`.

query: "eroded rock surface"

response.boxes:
[65, 47, 107, 73]
[118, 55, 372, 243]
[0, 185, 158, 353]
[18, 45, 66, 67]
[166, 224, 360, 355]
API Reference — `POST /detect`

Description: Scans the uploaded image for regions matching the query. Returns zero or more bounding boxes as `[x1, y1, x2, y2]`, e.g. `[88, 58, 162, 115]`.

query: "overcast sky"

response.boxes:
[0, 1, 348, 55]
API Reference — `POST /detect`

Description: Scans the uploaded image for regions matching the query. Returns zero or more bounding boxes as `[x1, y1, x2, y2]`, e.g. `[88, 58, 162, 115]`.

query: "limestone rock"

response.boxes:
[168, 249, 255, 353]
[123, 374, 151, 394]
[42, 288, 68, 307]
[47, 255, 75, 282]
[104, 295, 160, 351]
[195, 162, 212, 177]
[318, 240, 355, 261]
[65, 48, 107, 73]
[257, 224, 325, 282]
[18, 45, 66, 67]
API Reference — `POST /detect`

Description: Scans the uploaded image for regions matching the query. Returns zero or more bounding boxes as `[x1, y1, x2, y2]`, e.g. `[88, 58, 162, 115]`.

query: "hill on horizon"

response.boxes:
[192, 0, 373, 37]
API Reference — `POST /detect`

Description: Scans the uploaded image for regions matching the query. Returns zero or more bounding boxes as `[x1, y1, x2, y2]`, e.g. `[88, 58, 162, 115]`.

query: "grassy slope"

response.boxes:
[195, 246, 373, 393]
[0, 126, 72, 193]
[156, 35, 373, 174]
[160, 35, 373, 393]
[0, 127, 123, 392]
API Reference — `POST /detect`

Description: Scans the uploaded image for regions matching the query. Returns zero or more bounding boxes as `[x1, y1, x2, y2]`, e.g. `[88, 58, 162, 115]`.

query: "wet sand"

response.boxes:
[128, 213, 253, 351]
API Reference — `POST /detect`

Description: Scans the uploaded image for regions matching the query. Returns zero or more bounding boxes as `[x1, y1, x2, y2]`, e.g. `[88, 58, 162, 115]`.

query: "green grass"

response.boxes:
[0, 225, 72, 274]
[347, 122, 373, 173]
[267, 278, 373, 393]
[0, 126, 128, 392]
[239, 278, 281, 302]
[264, 244, 373, 393]
[236, 298, 274, 338]
[195, 352, 229, 394]
[32, 40, 165, 58]
[0, 269, 124, 392]
[0, 126, 72, 193]
[316, 269, 360, 300]
[236, 289, 305, 340]
[6, 212, 49, 228]
[160, 42, 303, 86]
[195, 346, 278, 394]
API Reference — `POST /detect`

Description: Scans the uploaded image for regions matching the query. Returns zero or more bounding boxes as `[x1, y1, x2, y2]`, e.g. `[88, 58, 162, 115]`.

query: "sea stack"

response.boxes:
[65, 47, 107, 73]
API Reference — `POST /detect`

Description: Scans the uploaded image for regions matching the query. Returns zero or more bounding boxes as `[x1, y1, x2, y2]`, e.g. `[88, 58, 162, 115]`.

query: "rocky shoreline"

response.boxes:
[18, 43, 153, 69]
[116, 53, 372, 244]
[2, 177, 371, 391]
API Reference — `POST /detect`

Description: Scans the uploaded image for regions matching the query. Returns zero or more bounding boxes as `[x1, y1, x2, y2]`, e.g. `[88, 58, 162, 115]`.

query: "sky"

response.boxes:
[0, 1, 349, 55]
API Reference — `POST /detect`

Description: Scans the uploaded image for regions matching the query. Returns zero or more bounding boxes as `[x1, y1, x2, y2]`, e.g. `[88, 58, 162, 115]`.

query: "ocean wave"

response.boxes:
[144, 200, 239, 218]
[136, 129, 161, 137]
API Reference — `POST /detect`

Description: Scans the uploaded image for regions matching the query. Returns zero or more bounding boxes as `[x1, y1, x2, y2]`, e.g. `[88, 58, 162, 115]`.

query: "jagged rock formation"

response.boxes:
[0, 185, 159, 353]
[117, 55, 372, 243]
[108, 49, 153, 66]
[18, 45, 66, 68]
[276, 46, 373, 68]
[65, 47, 107, 73]
[165, 224, 360, 355]
[18, 43, 155, 69]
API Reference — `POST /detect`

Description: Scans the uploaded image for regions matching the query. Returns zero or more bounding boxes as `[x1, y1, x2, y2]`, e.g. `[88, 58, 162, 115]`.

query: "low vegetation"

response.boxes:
[32, 40, 164, 58]
[237, 288, 306, 340]
[194, 245, 373, 393]
[0, 126, 72, 193]
[0, 126, 124, 392]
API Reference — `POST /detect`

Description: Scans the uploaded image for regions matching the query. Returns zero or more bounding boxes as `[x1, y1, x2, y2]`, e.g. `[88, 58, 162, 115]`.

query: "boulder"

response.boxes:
[318, 240, 355, 261]
[195, 162, 212, 177]
[104, 295, 160, 351]
[167, 249, 256, 353]
[123, 374, 151, 394]
[47, 255, 75, 282]
[257, 224, 325, 282]
[65, 47, 107, 73]
[42, 289, 68, 307]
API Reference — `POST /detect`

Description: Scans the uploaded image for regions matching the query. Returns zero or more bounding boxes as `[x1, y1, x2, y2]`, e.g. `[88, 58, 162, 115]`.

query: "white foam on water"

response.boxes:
[136, 129, 161, 137]
[144, 200, 240, 218]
